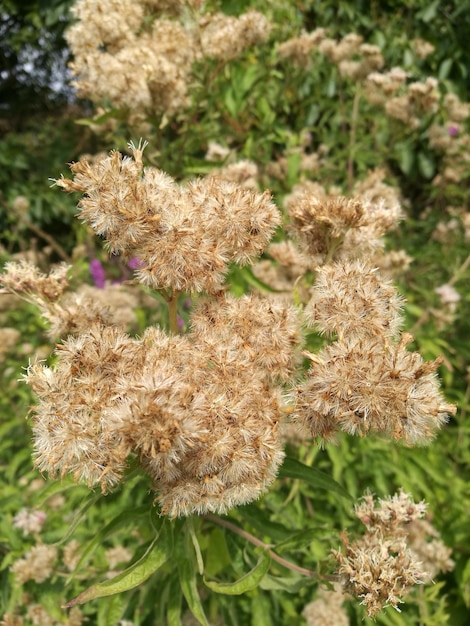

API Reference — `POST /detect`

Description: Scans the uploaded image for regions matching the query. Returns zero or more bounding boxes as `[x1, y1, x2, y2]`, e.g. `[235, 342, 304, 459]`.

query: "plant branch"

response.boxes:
[204, 513, 336, 581]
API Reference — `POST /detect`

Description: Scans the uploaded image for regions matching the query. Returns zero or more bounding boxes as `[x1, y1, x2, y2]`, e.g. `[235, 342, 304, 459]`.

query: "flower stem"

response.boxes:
[167, 289, 181, 334]
[347, 88, 361, 194]
[204, 513, 336, 581]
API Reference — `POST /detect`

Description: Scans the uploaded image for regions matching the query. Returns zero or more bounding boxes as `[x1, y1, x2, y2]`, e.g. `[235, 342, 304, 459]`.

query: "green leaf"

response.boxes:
[250, 590, 273, 626]
[97, 594, 126, 626]
[274, 527, 319, 552]
[204, 529, 231, 577]
[278, 457, 352, 501]
[439, 58, 453, 80]
[259, 574, 315, 593]
[395, 142, 415, 175]
[68, 506, 149, 578]
[55, 492, 102, 546]
[204, 550, 271, 595]
[238, 504, 293, 543]
[461, 558, 470, 607]
[177, 555, 209, 626]
[166, 576, 183, 626]
[417, 152, 435, 179]
[416, 0, 439, 22]
[65, 522, 172, 607]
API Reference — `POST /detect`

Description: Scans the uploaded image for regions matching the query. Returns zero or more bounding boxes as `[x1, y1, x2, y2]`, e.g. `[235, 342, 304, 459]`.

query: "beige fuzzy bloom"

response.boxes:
[305, 260, 404, 340]
[412, 38, 435, 59]
[25, 605, 54, 626]
[46, 321, 284, 518]
[200, 10, 271, 60]
[287, 194, 368, 261]
[44, 283, 139, 338]
[334, 490, 453, 616]
[12, 508, 47, 536]
[155, 374, 285, 517]
[385, 95, 417, 127]
[294, 333, 456, 444]
[364, 67, 409, 106]
[319, 33, 363, 64]
[285, 181, 402, 263]
[63, 540, 82, 572]
[190, 292, 302, 381]
[57, 146, 280, 294]
[66, 1, 195, 116]
[277, 28, 326, 67]
[372, 249, 413, 278]
[0, 327, 21, 363]
[338, 44, 383, 81]
[25, 325, 144, 491]
[302, 585, 349, 626]
[0, 261, 69, 304]
[444, 93, 470, 122]
[135, 296, 291, 516]
[0, 615, 24, 626]
[215, 160, 259, 190]
[407, 518, 454, 582]
[105, 545, 133, 569]
[334, 490, 427, 616]
[11, 544, 58, 584]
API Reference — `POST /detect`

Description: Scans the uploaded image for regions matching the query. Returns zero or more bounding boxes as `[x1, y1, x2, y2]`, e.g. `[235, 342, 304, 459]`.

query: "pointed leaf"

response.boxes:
[65, 522, 172, 607]
[177, 556, 209, 626]
[279, 457, 352, 501]
[203, 551, 271, 595]
[68, 506, 148, 579]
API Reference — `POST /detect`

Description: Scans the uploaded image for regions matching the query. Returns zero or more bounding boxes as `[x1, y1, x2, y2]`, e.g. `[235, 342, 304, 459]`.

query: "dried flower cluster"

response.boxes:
[1, 143, 452, 522]
[285, 187, 402, 266]
[429, 93, 470, 187]
[302, 585, 349, 626]
[24, 287, 300, 516]
[294, 260, 455, 443]
[0, 260, 140, 339]
[334, 490, 453, 616]
[278, 29, 383, 80]
[56, 143, 280, 294]
[66, 0, 271, 116]
[10, 544, 58, 584]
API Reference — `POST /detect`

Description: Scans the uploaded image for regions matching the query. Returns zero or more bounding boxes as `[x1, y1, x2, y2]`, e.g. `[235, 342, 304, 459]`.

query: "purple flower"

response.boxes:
[448, 125, 459, 137]
[128, 257, 145, 270]
[89, 259, 106, 289]
[177, 315, 184, 330]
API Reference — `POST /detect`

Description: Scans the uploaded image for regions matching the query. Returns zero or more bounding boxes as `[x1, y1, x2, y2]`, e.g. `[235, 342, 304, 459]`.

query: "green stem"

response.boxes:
[347, 88, 361, 194]
[167, 289, 181, 334]
[204, 514, 336, 582]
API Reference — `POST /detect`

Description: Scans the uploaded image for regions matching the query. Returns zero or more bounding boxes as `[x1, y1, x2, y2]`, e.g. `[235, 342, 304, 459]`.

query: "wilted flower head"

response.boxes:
[305, 260, 404, 340]
[11, 544, 58, 584]
[0, 261, 70, 303]
[57, 144, 281, 294]
[334, 490, 428, 616]
[25, 325, 143, 491]
[302, 585, 349, 626]
[285, 189, 402, 264]
[13, 509, 47, 536]
[200, 10, 271, 60]
[294, 333, 456, 444]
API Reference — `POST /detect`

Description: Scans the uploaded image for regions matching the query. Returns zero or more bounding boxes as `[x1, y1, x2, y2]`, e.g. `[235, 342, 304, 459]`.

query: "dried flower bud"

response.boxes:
[294, 334, 456, 444]
[305, 260, 404, 340]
